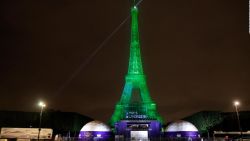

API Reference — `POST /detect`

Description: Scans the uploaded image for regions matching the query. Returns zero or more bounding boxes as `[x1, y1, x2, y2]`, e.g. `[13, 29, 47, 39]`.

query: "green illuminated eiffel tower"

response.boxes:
[109, 2, 163, 126]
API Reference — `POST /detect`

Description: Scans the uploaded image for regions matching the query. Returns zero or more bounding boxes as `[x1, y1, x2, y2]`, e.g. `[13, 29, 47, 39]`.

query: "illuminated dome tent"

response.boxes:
[166, 120, 199, 138]
[79, 121, 112, 140]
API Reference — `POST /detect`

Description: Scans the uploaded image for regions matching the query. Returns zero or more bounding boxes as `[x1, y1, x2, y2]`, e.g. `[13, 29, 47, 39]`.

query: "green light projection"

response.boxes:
[109, 6, 163, 126]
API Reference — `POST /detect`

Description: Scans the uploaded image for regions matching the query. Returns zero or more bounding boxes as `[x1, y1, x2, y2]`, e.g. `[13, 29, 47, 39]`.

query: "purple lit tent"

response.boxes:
[78, 121, 112, 140]
[165, 120, 200, 138]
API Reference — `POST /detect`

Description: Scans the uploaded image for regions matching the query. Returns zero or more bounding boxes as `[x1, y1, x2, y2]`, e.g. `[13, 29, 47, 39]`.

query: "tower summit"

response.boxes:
[128, 5, 143, 75]
[109, 1, 163, 136]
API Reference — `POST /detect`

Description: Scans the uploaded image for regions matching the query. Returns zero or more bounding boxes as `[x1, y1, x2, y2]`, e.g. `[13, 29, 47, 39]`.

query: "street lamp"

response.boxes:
[233, 101, 242, 141]
[38, 101, 46, 141]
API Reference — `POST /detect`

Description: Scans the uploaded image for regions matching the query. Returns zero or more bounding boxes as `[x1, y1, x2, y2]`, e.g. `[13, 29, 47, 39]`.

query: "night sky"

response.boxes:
[0, 0, 250, 123]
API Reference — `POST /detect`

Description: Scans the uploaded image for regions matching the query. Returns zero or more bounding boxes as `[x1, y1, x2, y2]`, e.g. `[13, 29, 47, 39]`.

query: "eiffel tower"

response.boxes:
[109, 1, 163, 127]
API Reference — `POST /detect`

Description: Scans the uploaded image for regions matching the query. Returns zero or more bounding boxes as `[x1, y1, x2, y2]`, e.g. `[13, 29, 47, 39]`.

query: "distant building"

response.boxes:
[213, 131, 250, 140]
[0, 127, 53, 139]
[0, 110, 92, 136]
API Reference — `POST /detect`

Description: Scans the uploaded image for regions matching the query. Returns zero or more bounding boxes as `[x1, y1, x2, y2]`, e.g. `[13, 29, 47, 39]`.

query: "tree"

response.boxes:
[184, 111, 223, 138]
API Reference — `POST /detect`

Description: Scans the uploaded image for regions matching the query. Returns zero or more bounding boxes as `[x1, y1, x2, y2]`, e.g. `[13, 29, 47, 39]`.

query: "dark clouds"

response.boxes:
[0, 0, 249, 122]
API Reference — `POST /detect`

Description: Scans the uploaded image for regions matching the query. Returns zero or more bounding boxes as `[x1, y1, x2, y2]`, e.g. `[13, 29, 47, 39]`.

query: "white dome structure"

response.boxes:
[166, 120, 198, 132]
[80, 120, 111, 132]
[79, 120, 112, 140]
[165, 120, 199, 138]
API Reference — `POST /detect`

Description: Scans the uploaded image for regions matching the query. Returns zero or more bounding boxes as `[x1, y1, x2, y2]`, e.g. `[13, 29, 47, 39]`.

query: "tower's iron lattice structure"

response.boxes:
[109, 3, 163, 126]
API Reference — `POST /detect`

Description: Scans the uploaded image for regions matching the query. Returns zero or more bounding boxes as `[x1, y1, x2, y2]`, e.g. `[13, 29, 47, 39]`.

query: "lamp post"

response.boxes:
[38, 101, 46, 141]
[233, 101, 242, 141]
